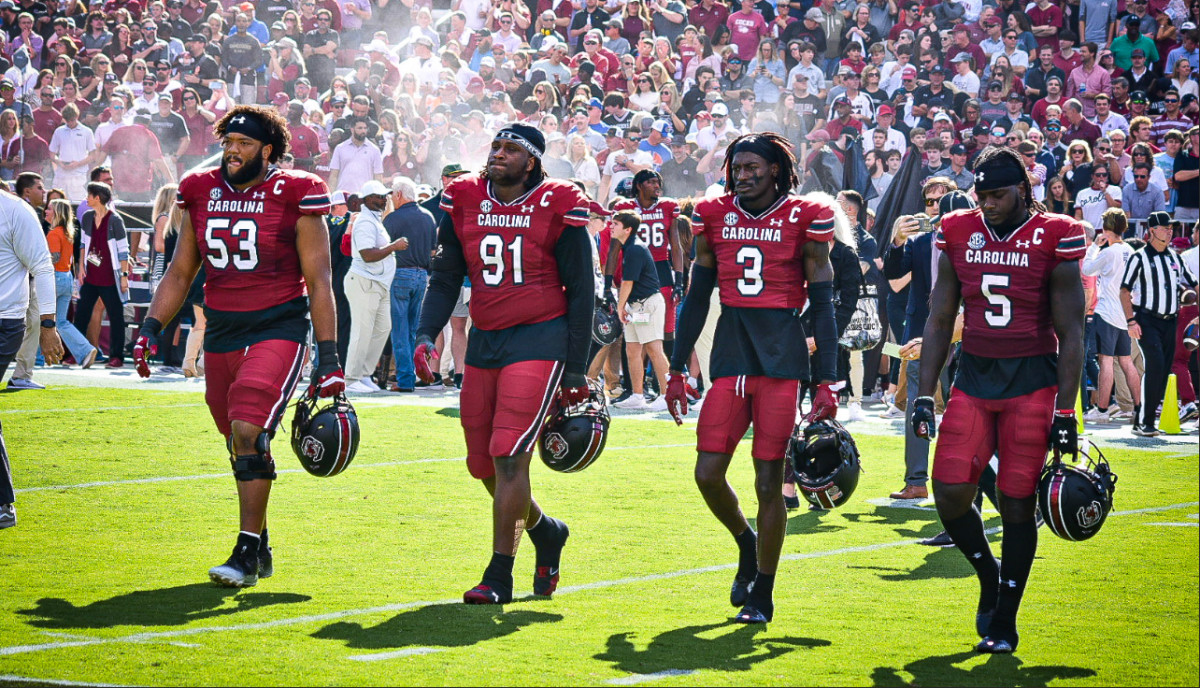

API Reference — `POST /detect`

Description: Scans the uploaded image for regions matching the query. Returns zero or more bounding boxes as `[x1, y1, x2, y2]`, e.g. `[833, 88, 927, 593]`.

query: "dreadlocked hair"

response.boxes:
[723, 132, 800, 197]
[214, 105, 291, 163]
[973, 145, 1047, 213]
[479, 155, 547, 191]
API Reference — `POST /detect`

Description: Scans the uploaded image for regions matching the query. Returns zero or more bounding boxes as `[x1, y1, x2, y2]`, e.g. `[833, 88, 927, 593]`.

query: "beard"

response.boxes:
[221, 152, 264, 186]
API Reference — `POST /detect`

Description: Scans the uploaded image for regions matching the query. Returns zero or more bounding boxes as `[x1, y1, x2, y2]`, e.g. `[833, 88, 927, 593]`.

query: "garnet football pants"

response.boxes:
[204, 339, 307, 437]
[460, 360, 564, 480]
[933, 386, 1056, 499]
[697, 375, 800, 460]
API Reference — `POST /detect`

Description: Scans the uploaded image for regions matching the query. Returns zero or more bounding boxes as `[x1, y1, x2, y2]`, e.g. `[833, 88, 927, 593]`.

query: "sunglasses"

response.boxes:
[182, 96, 196, 102]
[924, 198, 938, 206]
[1094, 172, 1108, 177]
[1134, 174, 1148, 179]
[1165, 99, 1180, 104]
[1022, 152, 1035, 158]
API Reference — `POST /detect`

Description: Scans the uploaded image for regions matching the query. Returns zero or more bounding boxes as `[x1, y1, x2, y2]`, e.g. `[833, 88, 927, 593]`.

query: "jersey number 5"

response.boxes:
[981, 273, 1012, 327]
[204, 218, 259, 271]
[479, 234, 525, 286]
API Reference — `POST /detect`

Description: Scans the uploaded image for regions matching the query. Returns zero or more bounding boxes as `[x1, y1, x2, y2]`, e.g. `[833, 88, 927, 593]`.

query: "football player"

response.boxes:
[914, 146, 1087, 653]
[413, 123, 594, 604]
[664, 132, 842, 624]
[611, 170, 685, 361]
[133, 105, 343, 587]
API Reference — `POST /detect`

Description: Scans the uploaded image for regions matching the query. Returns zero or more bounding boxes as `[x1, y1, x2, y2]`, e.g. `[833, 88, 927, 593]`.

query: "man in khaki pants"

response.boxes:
[344, 180, 406, 394]
[611, 211, 670, 411]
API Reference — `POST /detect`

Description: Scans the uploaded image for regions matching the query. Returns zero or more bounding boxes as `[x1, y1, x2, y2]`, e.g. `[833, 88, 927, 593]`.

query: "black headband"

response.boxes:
[224, 112, 270, 143]
[973, 162, 1027, 192]
[730, 136, 779, 165]
[495, 127, 544, 159]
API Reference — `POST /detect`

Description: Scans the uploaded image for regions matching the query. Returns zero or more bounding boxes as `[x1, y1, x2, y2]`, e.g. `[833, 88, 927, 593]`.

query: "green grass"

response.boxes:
[0, 387, 1196, 686]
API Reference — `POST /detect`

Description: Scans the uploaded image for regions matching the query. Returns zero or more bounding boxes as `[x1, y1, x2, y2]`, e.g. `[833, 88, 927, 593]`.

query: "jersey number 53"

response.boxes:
[204, 218, 260, 271]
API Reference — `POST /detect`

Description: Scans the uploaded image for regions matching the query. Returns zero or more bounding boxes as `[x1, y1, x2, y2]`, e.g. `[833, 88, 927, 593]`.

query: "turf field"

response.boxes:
[1, 384, 1197, 687]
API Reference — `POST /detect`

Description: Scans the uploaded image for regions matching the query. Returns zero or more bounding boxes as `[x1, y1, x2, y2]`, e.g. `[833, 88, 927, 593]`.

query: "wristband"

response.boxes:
[315, 339, 337, 366]
[915, 396, 935, 404]
[1054, 409, 1076, 417]
[140, 316, 163, 336]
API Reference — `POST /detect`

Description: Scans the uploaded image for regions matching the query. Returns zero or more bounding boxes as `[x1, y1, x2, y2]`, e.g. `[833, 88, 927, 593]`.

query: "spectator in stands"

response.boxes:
[1122, 161, 1167, 220]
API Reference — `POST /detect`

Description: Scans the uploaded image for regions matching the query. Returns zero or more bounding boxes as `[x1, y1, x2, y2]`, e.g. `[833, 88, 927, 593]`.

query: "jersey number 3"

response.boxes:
[736, 246, 764, 296]
[981, 273, 1012, 327]
[204, 218, 259, 271]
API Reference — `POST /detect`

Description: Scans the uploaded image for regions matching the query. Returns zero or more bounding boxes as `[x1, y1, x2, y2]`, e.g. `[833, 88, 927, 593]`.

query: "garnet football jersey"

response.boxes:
[440, 174, 589, 331]
[691, 193, 835, 309]
[937, 209, 1086, 359]
[177, 167, 332, 312]
[611, 197, 680, 263]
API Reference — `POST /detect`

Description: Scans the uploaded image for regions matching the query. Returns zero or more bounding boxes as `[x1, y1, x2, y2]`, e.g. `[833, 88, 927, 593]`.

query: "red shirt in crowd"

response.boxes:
[1027, 3, 1064, 52]
[32, 107, 63, 144]
[18, 134, 51, 177]
[689, 2, 730, 40]
[103, 124, 164, 195]
[180, 109, 214, 157]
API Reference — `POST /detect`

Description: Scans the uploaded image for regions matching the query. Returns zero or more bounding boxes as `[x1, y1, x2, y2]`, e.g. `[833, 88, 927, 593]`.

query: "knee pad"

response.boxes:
[229, 432, 277, 481]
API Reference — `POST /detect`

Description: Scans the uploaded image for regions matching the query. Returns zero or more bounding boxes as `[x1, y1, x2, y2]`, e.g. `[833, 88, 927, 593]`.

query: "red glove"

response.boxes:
[665, 372, 689, 425]
[806, 382, 839, 423]
[414, 337, 439, 384]
[132, 319, 161, 379]
[559, 372, 589, 407]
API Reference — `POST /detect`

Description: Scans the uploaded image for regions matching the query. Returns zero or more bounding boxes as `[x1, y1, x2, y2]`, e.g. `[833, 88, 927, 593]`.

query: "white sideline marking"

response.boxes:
[1111, 502, 1199, 516]
[1146, 523, 1199, 527]
[13, 444, 695, 494]
[2, 404, 205, 415]
[606, 669, 697, 685]
[0, 675, 123, 687]
[348, 647, 445, 661]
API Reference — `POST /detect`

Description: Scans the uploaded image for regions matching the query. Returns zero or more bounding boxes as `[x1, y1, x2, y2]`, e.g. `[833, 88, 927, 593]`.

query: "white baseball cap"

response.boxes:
[359, 180, 390, 197]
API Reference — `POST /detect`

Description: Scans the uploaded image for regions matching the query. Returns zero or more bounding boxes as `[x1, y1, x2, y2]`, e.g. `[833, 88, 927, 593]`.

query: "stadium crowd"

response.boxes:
[3, 0, 1199, 487]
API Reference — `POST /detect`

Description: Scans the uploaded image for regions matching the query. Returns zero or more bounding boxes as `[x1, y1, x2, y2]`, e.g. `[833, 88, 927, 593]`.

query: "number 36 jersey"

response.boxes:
[937, 209, 1086, 360]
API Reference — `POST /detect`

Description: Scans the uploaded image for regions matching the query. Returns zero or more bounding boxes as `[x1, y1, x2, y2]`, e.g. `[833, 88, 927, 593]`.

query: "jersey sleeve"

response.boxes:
[440, 177, 463, 215]
[805, 199, 836, 242]
[296, 174, 332, 215]
[175, 171, 199, 209]
[559, 184, 590, 228]
[691, 198, 713, 238]
[1054, 218, 1087, 261]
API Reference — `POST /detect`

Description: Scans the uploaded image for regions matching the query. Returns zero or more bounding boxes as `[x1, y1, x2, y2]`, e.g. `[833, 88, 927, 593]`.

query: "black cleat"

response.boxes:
[463, 583, 512, 605]
[258, 542, 274, 579]
[919, 530, 956, 547]
[975, 610, 994, 638]
[208, 536, 260, 588]
[730, 576, 754, 607]
[976, 636, 1017, 653]
[784, 494, 800, 510]
[533, 521, 570, 597]
[732, 605, 771, 624]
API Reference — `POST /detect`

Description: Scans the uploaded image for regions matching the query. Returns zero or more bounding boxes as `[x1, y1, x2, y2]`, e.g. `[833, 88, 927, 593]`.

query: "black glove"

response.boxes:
[1050, 410, 1078, 457]
[309, 340, 345, 398]
[911, 396, 936, 440]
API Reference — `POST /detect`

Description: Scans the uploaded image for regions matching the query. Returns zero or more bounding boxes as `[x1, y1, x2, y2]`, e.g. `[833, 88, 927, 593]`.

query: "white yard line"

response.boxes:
[348, 648, 446, 661]
[606, 670, 697, 685]
[3, 404, 205, 415]
[13, 444, 696, 494]
[0, 675, 124, 687]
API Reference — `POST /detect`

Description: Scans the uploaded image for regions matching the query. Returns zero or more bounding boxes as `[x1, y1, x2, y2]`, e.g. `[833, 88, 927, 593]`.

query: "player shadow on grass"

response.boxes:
[595, 622, 830, 675]
[870, 649, 1096, 687]
[747, 513, 847, 536]
[849, 546, 975, 582]
[18, 585, 311, 629]
[311, 604, 562, 650]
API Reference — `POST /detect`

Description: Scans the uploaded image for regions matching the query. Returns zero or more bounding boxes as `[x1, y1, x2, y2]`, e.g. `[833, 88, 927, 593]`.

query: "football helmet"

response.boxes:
[593, 297, 622, 346]
[539, 380, 609, 473]
[291, 392, 360, 477]
[1038, 440, 1117, 541]
[787, 419, 861, 510]
[614, 177, 635, 199]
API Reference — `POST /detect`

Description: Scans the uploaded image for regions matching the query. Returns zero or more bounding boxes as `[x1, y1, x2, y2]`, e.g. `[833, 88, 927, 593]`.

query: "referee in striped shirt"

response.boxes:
[1121, 211, 1200, 436]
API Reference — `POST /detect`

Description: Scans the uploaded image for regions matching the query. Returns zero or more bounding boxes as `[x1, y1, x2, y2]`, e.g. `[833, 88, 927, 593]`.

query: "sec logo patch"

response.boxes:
[968, 232, 986, 250]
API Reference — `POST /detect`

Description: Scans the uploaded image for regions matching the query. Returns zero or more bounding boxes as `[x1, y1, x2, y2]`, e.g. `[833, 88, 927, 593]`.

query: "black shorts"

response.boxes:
[0, 318, 24, 380]
[1094, 317, 1131, 357]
